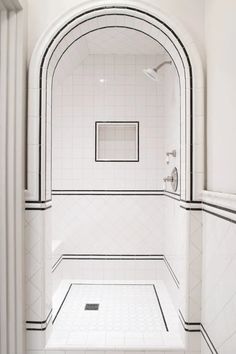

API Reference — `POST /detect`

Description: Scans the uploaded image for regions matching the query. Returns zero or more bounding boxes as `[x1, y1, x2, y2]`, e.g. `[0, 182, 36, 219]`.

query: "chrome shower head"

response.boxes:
[143, 60, 172, 81]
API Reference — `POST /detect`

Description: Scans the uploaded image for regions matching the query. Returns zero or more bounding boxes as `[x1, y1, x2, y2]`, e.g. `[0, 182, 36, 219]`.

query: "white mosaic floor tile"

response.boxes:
[47, 281, 183, 350]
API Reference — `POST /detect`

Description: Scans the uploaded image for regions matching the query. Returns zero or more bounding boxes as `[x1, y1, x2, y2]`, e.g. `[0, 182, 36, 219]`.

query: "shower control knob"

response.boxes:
[163, 176, 173, 182]
[163, 167, 178, 192]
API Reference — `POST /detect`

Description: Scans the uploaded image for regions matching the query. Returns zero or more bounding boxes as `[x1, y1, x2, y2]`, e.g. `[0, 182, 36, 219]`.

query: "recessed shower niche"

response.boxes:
[95, 121, 139, 162]
[26, 4, 204, 354]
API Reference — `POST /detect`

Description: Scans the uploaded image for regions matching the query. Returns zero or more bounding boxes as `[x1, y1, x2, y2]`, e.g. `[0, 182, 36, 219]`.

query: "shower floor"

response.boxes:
[47, 280, 184, 350]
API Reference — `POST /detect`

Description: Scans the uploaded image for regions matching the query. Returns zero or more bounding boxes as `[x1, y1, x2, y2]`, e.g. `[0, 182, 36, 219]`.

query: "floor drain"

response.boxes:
[85, 303, 99, 311]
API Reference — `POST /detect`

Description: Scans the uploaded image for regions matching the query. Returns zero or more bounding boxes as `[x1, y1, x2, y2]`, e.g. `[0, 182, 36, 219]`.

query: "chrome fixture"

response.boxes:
[163, 167, 178, 192]
[143, 60, 172, 81]
[166, 149, 176, 164]
[166, 149, 176, 157]
[163, 176, 173, 183]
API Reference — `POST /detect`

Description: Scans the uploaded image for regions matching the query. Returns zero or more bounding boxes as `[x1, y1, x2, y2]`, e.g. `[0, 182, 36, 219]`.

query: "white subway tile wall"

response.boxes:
[52, 54, 167, 190]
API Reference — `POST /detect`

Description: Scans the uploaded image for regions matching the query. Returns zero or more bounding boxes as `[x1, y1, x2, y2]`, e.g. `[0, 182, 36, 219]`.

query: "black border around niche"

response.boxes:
[34, 6, 193, 202]
[95, 121, 139, 162]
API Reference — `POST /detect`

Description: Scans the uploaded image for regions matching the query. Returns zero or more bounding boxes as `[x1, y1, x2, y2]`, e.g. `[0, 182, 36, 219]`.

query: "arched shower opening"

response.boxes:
[25, 2, 204, 352]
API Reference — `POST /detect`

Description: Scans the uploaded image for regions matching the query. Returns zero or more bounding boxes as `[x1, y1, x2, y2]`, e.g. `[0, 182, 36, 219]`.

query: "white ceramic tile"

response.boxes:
[47, 281, 183, 351]
[52, 53, 169, 191]
[51, 195, 164, 256]
[202, 209, 236, 354]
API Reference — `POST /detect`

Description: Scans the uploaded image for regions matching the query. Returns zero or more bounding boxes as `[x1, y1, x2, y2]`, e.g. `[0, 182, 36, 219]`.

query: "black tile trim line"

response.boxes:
[203, 201, 236, 215]
[180, 206, 202, 211]
[52, 189, 164, 196]
[178, 310, 218, 354]
[51, 254, 180, 289]
[95, 121, 140, 162]
[34, 5, 194, 203]
[52, 283, 169, 332]
[25, 199, 52, 203]
[52, 189, 164, 192]
[25, 199, 52, 210]
[203, 209, 236, 224]
[163, 256, 180, 288]
[164, 190, 181, 197]
[26, 309, 52, 331]
[25, 205, 52, 211]
[50, 191, 192, 201]
[52, 254, 165, 272]
[52, 194, 164, 196]
[200, 324, 219, 354]
[164, 193, 181, 201]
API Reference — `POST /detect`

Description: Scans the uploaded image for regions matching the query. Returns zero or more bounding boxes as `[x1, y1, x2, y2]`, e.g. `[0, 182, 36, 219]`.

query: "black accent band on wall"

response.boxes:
[51, 254, 180, 289]
[52, 254, 165, 272]
[204, 209, 236, 224]
[52, 189, 164, 196]
[178, 310, 218, 354]
[26, 309, 52, 331]
[25, 205, 52, 211]
[203, 201, 236, 215]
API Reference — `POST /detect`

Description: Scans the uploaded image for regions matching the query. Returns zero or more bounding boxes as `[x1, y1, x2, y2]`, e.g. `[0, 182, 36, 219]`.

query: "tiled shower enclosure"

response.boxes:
[25, 3, 204, 354]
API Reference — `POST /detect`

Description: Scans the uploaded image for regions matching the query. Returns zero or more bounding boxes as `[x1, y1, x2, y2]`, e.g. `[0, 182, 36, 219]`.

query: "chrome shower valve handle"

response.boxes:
[163, 176, 174, 182]
[163, 167, 178, 192]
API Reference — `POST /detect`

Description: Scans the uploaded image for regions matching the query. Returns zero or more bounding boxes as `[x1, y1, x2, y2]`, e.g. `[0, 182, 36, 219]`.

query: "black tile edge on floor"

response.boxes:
[52, 283, 169, 332]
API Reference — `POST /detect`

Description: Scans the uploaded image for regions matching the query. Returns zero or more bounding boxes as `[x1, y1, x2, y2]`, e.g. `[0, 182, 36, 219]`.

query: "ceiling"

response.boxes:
[85, 27, 166, 55]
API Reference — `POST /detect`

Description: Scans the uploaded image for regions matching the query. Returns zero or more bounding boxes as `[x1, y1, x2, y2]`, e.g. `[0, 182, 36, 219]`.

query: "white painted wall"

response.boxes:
[206, 0, 236, 194]
[27, 0, 205, 62]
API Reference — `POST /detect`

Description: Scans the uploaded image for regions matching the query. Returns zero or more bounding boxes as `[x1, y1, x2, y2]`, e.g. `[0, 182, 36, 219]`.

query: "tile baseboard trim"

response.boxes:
[52, 189, 164, 196]
[26, 309, 52, 331]
[25, 200, 52, 210]
[52, 254, 180, 288]
[202, 190, 236, 212]
[179, 310, 218, 354]
[203, 203, 236, 223]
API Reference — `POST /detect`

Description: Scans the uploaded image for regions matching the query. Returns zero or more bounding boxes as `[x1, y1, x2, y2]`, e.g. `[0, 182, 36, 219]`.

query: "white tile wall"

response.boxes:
[52, 259, 165, 296]
[163, 61, 181, 194]
[52, 195, 164, 255]
[162, 196, 203, 353]
[52, 54, 167, 190]
[25, 208, 52, 322]
[201, 208, 236, 353]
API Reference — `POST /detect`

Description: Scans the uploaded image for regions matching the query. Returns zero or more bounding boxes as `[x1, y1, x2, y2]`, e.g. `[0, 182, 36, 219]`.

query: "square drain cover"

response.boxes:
[85, 303, 99, 311]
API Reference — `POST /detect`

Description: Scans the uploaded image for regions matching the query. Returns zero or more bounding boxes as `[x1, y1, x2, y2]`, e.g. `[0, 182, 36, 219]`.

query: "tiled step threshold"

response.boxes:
[45, 330, 185, 352]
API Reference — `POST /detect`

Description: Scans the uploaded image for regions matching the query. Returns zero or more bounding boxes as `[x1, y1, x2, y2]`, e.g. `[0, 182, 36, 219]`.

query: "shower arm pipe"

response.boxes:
[166, 149, 176, 157]
[153, 61, 172, 73]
